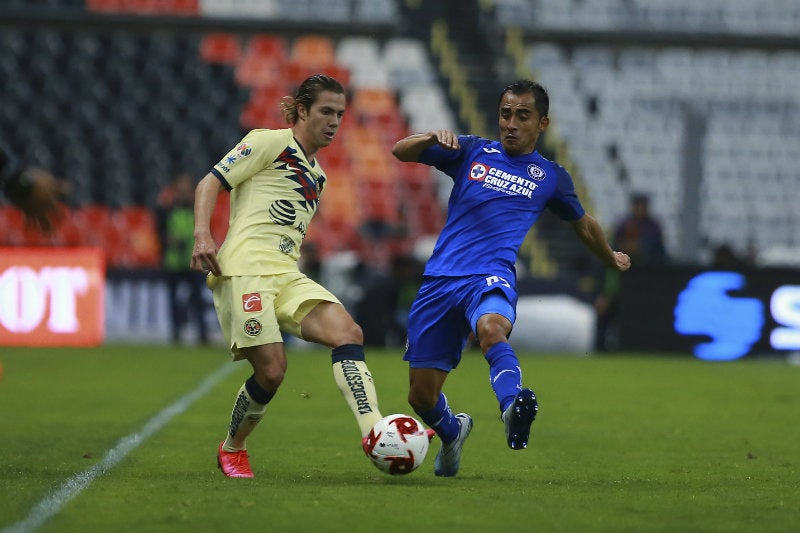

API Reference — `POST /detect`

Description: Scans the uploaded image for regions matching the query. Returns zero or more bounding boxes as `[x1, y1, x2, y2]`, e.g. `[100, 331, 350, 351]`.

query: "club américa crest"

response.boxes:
[243, 318, 262, 336]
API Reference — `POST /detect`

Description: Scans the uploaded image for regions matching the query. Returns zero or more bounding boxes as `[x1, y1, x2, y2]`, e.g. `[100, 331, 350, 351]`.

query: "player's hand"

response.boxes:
[191, 234, 222, 276]
[431, 130, 460, 151]
[18, 168, 69, 233]
[613, 251, 631, 272]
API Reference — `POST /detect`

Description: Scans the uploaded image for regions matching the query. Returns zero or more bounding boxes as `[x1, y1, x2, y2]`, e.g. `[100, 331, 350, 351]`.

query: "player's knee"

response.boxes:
[338, 320, 364, 345]
[253, 366, 285, 391]
[475, 322, 508, 352]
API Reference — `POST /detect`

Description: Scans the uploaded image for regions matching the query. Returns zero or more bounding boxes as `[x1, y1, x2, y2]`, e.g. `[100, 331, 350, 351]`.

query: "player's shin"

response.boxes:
[223, 375, 273, 451]
[416, 393, 459, 443]
[485, 342, 523, 413]
[331, 344, 382, 436]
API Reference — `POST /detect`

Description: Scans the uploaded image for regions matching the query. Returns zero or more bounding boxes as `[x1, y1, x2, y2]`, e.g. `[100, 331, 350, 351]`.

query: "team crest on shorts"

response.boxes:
[243, 318, 262, 336]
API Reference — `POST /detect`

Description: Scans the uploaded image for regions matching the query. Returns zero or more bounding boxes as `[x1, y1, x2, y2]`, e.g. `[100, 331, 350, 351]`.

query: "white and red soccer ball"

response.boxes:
[363, 414, 430, 475]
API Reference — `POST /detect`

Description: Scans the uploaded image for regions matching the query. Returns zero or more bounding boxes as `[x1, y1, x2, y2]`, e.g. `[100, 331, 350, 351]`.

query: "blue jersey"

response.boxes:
[419, 135, 585, 278]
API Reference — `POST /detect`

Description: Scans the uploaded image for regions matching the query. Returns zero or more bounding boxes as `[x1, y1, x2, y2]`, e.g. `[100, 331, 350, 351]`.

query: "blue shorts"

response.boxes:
[404, 274, 518, 372]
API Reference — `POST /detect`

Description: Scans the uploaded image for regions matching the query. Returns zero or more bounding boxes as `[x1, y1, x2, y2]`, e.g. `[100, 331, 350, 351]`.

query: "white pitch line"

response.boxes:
[2, 363, 237, 533]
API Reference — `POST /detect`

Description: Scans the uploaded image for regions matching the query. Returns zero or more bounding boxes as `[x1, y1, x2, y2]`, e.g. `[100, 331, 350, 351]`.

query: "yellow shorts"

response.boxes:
[209, 272, 340, 360]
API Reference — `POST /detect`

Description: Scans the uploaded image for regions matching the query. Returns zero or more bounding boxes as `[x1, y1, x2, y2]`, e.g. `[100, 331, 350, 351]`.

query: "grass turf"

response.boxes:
[0, 345, 798, 533]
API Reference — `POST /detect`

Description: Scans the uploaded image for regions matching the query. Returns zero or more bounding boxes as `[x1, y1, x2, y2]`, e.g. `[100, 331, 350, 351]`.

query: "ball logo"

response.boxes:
[242, 292, 262, 312]
[237, 142, 252, 157]
[469, 162, 488, 181]
[243, 318, 262, 336]
[527, 164, 546, 181]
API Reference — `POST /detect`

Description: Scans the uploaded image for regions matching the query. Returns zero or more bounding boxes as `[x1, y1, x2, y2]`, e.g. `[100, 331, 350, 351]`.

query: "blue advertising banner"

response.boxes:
[618, 266, 800, 360]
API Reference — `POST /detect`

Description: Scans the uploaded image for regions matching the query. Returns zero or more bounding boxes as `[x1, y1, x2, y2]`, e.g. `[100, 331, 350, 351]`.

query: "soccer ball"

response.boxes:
[363, 414, 430, 475]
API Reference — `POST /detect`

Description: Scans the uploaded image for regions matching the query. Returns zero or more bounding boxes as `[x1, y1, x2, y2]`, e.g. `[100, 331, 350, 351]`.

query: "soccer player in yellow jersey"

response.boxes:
[191, 75, 385, 478]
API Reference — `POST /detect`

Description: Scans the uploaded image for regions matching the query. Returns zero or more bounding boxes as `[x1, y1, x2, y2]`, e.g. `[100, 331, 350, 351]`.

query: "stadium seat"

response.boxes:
[291, 35, 336, 69]
[200, 33, 241, 65]
[234, 53, 285, 88]
[351, 88, 398, 117]
[245, 34, 288, 61]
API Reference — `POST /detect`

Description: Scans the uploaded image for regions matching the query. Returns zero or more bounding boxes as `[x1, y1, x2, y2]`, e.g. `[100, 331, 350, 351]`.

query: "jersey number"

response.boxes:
[485, 275, 510, 288]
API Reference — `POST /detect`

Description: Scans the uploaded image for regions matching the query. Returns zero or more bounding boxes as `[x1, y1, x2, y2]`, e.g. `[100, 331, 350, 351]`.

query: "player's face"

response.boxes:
[300, 90, 346, 151]
[498, 91, 549, 156]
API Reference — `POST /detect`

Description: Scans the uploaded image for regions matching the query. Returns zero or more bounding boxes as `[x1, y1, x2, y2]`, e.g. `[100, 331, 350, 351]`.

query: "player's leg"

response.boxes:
[473, 306, 520, 413]
[223, 343, 285, 451]
[408, 368, 472, 477]
[213, 275, 284, 477]
[471, 291, 538, 450]
[275, 270, 382, 437]
[299, 300, 383, 436]
[404, 277, 473, 476]
[407, 367, 456, 438]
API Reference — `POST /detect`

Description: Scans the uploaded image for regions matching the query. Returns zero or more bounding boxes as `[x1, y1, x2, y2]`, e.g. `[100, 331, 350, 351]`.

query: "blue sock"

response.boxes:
[485, 342, 522, 414]
[416, 393, 460, 443]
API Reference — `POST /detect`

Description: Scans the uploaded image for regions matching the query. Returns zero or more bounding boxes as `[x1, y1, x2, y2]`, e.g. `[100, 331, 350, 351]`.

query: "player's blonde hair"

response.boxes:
[280, 74, 345, 125]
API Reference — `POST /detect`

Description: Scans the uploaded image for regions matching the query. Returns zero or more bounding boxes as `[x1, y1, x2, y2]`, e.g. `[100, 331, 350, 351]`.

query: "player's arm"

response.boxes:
[569, 213, 631, 272]
[392, 130, 460, 162]
[191, 172, 223, 276]
[1, 142, 68, 233]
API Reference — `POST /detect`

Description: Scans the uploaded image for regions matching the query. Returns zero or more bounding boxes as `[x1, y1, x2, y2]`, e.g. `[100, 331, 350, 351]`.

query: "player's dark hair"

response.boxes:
[499, 79, 549, 117]
[280, 74, 345, 125]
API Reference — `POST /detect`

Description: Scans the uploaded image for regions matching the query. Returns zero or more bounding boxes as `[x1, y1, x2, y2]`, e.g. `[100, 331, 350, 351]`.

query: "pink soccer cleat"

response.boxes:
[217, 441, 254, 478]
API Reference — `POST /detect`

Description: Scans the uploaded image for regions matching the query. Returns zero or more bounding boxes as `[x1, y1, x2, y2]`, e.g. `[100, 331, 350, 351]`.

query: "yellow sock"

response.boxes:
[222, 381, 268, 451]
[332, 359, 383, 437]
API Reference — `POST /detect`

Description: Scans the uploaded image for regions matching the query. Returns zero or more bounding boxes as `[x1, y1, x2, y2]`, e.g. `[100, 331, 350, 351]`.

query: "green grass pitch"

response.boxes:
[1, 345, 798, 533]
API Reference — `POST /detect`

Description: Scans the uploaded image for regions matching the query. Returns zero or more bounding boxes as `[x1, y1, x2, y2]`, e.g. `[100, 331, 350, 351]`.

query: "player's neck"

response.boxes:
[291, 130, 317, 162]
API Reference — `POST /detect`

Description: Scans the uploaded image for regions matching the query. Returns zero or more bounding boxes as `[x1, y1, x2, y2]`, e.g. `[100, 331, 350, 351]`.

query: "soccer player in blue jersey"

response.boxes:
[191, 75, 388, 478]
[392, 79, 631, 477]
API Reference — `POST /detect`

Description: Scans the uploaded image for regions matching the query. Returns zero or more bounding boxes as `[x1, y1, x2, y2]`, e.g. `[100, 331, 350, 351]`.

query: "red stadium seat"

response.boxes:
[245, 35, 289, 61]
[200, 33, 241, 65]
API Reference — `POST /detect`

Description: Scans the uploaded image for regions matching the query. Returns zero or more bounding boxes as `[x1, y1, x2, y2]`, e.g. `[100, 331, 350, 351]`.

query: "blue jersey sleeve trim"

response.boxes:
[210, 168, 233, 191]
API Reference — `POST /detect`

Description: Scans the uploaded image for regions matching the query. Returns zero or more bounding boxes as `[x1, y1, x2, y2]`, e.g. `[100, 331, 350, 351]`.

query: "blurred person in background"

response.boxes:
[191, 75, 393, 478]
[1, 139, 69, 233]
[157, 172, 209, 345]
[611, 192, 666, 266]
[392, 79, 631, 476]
[594, 192, 667, 351]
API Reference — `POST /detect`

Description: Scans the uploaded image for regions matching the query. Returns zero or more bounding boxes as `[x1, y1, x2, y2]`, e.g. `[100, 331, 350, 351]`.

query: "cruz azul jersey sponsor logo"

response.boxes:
[468, 162, 539, 199]
[242, 292, 262, 312]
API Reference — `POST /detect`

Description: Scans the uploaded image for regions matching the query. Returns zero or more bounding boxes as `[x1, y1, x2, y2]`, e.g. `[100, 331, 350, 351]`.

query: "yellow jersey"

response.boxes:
[211, 128, 327, 275]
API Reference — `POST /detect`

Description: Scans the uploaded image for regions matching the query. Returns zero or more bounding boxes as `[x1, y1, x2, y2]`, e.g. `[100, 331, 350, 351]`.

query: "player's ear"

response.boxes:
[539, 116, 550, 132]
[297, 103, 308, 122]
